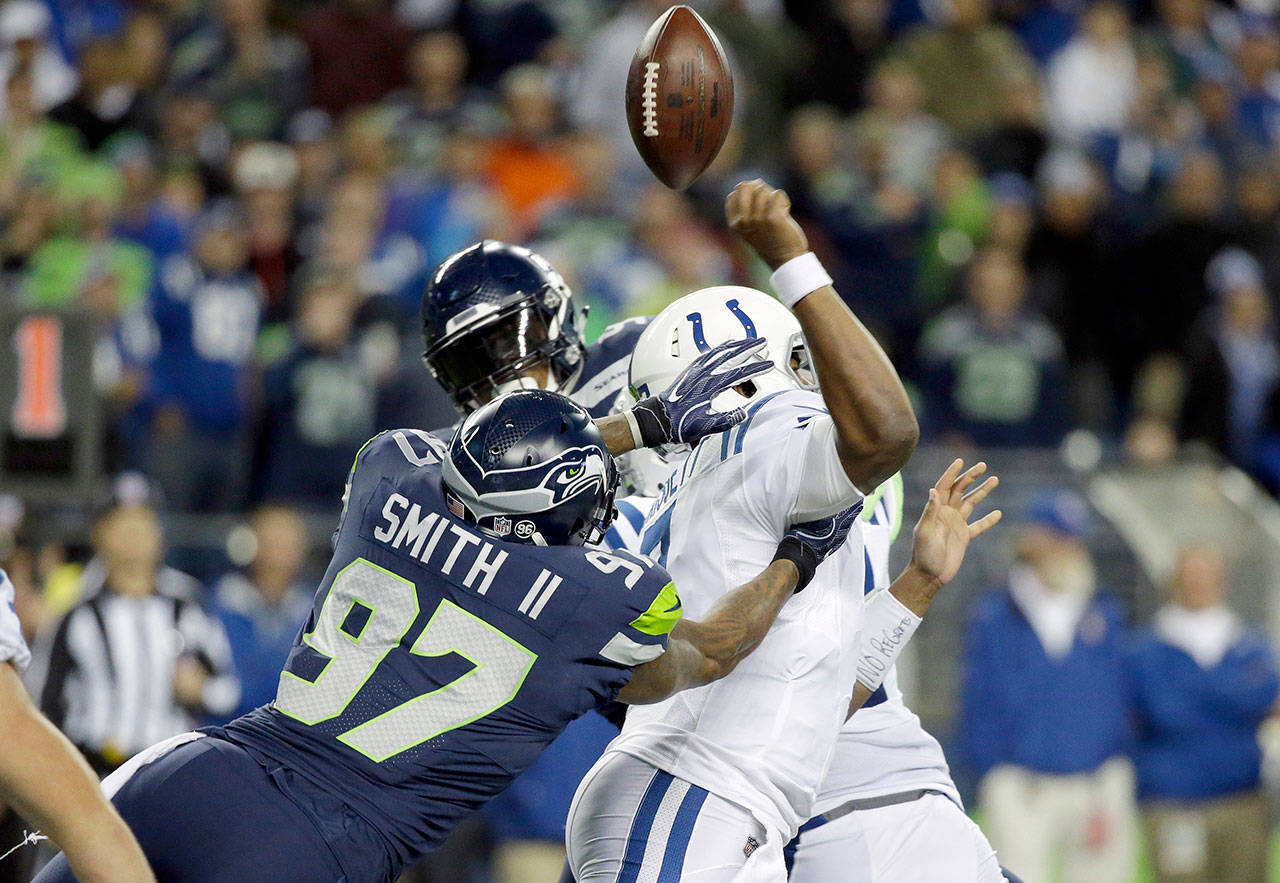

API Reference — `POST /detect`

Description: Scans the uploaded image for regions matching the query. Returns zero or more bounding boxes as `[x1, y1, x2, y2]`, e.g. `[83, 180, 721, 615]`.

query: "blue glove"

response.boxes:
[629, 337, 772, 447]
[772, 503, 864, 591]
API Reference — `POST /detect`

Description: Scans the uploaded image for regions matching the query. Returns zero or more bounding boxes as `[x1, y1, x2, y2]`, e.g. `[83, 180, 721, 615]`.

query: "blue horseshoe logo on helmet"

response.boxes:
[686, 299, 757, 353]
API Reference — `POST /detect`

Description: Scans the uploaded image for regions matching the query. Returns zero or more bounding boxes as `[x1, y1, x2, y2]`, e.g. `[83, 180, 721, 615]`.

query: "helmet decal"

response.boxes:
[442, 390, 617, 547]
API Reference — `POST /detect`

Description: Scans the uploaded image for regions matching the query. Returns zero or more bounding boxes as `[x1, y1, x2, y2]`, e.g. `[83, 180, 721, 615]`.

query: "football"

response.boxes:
[624, 5, 734, 191]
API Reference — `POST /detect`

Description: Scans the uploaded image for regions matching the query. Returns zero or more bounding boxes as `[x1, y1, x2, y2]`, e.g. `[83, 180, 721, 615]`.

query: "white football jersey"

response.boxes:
[0, 569, 31, 672]
[813, 475, 960, 814]
[605, 389, 866, 838]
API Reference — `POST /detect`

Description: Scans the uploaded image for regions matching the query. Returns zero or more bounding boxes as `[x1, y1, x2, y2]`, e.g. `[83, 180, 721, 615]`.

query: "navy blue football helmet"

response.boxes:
[441, 389, 618, 546]
[422, 241, 586, 411]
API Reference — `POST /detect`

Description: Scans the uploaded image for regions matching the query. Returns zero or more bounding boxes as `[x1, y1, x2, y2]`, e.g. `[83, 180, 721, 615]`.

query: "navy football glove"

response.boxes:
[629, 337, 772, 448]
[773, 503, 864, 592]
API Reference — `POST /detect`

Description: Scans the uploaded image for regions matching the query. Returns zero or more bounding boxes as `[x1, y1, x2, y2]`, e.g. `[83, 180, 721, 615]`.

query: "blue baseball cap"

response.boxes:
[1026, 489, 1089, 538]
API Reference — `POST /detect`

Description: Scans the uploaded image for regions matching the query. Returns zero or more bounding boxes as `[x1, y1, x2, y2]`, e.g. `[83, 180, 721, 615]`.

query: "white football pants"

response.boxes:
[788, 791, 1004, 883]
[566, 751, 787, 882]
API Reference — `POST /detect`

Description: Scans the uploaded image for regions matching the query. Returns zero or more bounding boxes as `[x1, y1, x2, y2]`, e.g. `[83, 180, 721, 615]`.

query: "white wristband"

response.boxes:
[854, 588, 922, 692]
[769, 252, 832, 308]
[623, 408, 645, 451]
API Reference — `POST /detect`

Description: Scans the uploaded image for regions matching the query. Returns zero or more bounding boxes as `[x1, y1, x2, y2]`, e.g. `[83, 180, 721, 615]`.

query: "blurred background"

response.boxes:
[6, 0, 1280, 880]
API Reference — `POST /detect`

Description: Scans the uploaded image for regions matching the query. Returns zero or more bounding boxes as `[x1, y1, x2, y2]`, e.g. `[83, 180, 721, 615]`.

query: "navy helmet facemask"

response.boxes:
[441, 389, 618, 546]
[421, 241, 587, 413]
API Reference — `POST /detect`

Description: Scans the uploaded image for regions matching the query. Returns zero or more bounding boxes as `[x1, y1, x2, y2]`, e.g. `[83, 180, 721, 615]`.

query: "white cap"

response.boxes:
[0, 1, 50, 43]
[234, 142, 299, 192]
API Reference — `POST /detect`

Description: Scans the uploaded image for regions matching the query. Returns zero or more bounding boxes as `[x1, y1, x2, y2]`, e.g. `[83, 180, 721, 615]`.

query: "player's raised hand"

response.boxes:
[628, 337, 772, 448]
[909, 459, 1002, 588]
[727, 179, 809, 271]
[774, 503, 864, 592]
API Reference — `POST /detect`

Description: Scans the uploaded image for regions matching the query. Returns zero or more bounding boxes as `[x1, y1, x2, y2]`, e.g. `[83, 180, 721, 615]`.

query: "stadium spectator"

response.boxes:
[1044, 0, 1138, 143]
[287, 107, 337, 229]
[851, 60, 948, 199]
[786, 0, 893, 114]
[1179, 248, 1280, 487]
[971, 70, 1049, 181]
[299, 0, 413, 118]
[569, 0, 669, 193]
[233, 141, 301, 322]
[915, 149, 993, 305]
[895, 0, 1035, 138]
[146, 200, 263, 512]
[22, 161, 152, 318]
[169, 0, 308, 141]
[1230, 160, 1280, 298]
[918, 245, 1068, 445]
[1233, 23, 1280, 151]
[1025, 150, 1121, 424]
[47, 35, 141, 152]
[111, 136, 190, 264]
[389, 30, 494, 174]
[485, 64, 579, 241]
[310, 167, 425, 317]
[33, 498, 238, 774]
[1129, 543, 1280, 883]
[1145, 0, 1230, 96]
[1126, 151, 1232, 364]
[533, 131, 637, 334]
[958, 490, 1136, 882]
[0, 1, 77, 119]
[214, 505, 313, 718]
[258, 271, 379, 505]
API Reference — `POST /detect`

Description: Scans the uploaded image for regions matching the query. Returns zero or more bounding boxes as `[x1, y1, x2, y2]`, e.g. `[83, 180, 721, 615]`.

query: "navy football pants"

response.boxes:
[34, 735, 350, 883]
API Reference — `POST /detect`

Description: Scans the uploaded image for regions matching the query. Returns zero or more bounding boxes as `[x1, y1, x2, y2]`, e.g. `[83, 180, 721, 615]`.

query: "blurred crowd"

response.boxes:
[958, 490, 1280, 883]
[9, 0, 1280, 512]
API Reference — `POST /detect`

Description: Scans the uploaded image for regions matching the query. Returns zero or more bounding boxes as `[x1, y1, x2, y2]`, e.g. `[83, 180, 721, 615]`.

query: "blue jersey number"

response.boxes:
[275, 558, 536, 762]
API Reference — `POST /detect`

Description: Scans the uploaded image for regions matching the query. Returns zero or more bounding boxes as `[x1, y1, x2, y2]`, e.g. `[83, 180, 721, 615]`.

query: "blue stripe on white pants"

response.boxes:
[616, 772, 711, 883]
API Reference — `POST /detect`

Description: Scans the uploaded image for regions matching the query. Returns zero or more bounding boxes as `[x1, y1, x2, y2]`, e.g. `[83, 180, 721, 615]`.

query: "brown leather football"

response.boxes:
[625, 5, 734, 191]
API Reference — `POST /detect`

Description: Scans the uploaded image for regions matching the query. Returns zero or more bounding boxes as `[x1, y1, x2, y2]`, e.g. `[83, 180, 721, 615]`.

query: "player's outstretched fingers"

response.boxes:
[960, 475, 999, 518]
[949, 462, 988, 504]
[968, 509, 1003, 539]
[934, 459, 965, 495]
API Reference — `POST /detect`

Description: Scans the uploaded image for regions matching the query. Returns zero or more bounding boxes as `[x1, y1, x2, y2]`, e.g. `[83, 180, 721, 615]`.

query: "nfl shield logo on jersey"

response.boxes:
[493, 515, 512, 536]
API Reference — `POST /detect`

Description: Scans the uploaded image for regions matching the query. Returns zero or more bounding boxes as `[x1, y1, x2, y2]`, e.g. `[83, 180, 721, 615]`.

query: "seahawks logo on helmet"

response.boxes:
[442, 390, 618, 547]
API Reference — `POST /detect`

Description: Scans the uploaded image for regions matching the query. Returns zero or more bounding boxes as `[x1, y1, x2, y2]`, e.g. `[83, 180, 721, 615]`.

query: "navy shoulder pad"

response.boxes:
[573, 317, 652, 418]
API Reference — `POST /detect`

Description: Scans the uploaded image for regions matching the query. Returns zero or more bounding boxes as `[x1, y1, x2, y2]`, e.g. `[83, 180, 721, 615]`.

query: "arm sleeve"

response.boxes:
[595, 557, 681, 669]
[1198, 637, 1280, 722]
[791, 414, 862, 521]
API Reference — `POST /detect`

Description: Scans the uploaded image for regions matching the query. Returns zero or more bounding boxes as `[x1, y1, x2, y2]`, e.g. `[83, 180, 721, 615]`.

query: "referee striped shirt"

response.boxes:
[33, 566, 239, 773]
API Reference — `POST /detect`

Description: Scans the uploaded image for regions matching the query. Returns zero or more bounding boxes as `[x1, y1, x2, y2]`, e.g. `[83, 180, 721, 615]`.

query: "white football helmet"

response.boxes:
[628, 286, 815, 415]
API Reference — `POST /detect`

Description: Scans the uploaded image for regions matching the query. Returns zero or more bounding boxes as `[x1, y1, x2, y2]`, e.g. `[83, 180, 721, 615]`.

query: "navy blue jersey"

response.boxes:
[223, 429, 678, 877]
[572, 316, 651, 418]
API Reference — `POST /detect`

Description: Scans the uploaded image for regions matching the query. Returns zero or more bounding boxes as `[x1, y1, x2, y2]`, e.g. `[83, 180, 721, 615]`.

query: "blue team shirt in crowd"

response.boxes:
[147, 255, 263, 432]
[1129, 626, 1280, 801]
[221, 429, 679, 878]
[959, 590, 1130, 778]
